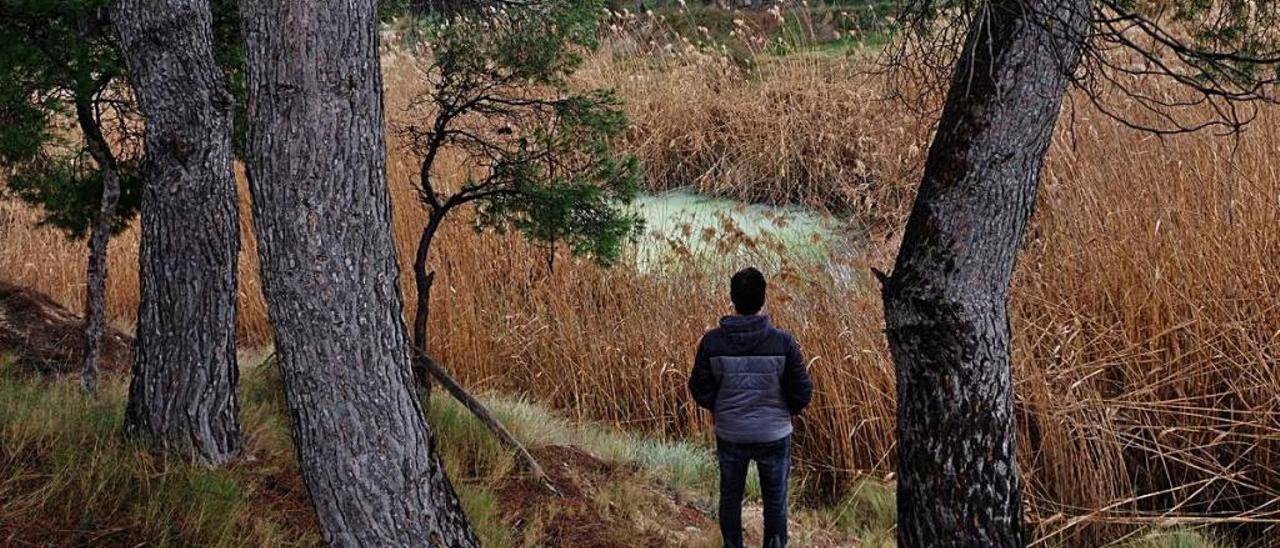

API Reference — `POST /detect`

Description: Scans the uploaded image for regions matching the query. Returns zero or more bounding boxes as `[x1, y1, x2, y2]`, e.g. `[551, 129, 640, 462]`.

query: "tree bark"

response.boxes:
[74, 87, 120, 396]
[113, 0, 244, 466]
[80, 170, 119, 395]
[238, 0, 479, 544]
[879, 0, 1089, 545]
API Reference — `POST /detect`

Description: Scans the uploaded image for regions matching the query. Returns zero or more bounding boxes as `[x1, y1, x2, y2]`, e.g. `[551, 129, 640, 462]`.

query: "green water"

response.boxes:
[629, 189, 851, 272]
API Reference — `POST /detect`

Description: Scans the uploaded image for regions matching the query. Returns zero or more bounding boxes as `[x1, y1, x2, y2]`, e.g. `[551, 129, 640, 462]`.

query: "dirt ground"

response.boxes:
[0, 281, 132, 374]
[497, 444, 716, 547]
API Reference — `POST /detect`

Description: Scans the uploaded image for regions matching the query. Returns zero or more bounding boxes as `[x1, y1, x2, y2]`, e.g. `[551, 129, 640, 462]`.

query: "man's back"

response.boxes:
[688, 314, 812, 444]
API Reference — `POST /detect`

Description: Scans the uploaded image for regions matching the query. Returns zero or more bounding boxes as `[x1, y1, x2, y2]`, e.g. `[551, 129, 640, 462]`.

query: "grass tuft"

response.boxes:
[0, 363, 320, 547]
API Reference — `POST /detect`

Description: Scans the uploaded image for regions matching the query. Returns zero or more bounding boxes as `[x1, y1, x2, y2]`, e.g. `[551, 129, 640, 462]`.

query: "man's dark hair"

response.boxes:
[730, 267, 767, 315]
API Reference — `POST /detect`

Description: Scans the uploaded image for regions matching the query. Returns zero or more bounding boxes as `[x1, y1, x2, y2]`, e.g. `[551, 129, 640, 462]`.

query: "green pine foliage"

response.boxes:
[0, 0, 142, 238]
[0, 0, 244, 239]
[406, 0, 644, 266]
[210, 0, 248, 155]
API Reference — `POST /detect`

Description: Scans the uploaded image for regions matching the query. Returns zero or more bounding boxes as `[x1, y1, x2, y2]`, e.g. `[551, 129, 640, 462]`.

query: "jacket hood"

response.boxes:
[719, 314, 772, 351]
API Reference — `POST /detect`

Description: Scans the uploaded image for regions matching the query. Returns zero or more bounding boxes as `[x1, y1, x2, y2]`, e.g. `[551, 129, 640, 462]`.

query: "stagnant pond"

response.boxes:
[629, 189, 858, 273]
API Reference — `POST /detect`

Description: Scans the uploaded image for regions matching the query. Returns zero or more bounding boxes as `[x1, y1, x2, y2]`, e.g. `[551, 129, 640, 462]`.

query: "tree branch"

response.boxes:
[412, 350, 559, 495]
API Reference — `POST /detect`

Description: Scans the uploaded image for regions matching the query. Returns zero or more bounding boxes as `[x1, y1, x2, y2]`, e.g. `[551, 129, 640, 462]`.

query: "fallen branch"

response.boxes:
[256, 349, 558, 495]
[413, 350, 559, 495]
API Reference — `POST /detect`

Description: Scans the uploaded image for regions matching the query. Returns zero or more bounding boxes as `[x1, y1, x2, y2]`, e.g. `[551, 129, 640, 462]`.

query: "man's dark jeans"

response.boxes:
[717, 435, 791, 548]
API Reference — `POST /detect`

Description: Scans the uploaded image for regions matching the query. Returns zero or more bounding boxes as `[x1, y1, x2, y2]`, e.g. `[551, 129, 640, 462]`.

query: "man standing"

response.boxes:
[689, 267, 813, 548]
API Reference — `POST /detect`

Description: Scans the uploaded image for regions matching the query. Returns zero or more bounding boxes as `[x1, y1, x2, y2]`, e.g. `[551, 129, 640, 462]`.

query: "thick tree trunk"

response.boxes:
[879, 0, 1089, 545]
[238, 0, 479, 544]
[113, 0, 244, 466]
[81, 170, 119, 395]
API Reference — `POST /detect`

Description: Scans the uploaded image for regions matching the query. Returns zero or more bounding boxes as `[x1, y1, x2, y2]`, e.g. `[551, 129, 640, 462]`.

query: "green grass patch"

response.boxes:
[1118, 527, 1226, 548]
[809, 478, 895, 543]
[0, 361, 318, 547]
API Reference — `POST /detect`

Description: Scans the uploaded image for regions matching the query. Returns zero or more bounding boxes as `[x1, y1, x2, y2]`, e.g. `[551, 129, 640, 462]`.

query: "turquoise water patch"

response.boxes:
[629, 189, 851, 272]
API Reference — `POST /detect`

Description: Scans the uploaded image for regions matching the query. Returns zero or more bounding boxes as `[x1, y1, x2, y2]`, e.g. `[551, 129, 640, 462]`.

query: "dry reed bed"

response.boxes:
[1012, 106, 1280, 542]
[579, 18, 928, 219]
[2, 37, 1277, 544]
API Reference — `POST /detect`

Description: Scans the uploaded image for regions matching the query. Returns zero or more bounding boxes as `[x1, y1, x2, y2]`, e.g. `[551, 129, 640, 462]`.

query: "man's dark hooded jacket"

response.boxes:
[688, 314, 813, 444]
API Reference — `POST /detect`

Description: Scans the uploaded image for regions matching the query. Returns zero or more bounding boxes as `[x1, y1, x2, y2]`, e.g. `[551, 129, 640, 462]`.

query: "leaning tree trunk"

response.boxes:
[410, 211, 442, 392]
[411, 213, 555, 492]
[238, 0, 479, 544]
[113, 0, 244, 466]
[878, 0, 1089, 545]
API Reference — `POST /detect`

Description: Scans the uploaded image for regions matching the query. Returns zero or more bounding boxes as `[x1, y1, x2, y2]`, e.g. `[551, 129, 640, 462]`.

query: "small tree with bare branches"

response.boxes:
[0, 1, 142, 393]
[399, 0, 642, 390]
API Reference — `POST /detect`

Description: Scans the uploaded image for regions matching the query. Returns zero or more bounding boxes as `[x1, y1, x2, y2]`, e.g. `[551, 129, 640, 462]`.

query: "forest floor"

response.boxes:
[0, 281, 132, 375]
[0, 284, 1226, 547]
[0, 355, 884, 547]
[0, 284, 886, 546]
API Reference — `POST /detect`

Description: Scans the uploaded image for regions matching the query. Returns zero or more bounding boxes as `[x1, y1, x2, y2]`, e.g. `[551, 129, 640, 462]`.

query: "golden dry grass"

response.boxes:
[2, 18, 1278, 544]
[577, 11, 927, 220]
